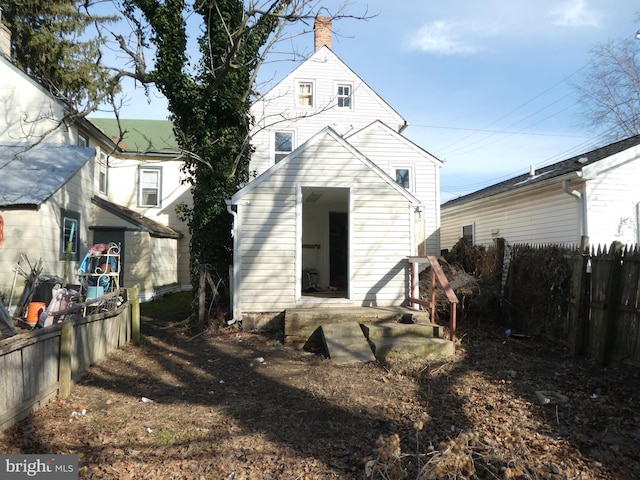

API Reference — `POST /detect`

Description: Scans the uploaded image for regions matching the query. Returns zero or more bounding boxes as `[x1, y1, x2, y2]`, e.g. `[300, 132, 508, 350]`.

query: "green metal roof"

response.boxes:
[89, 118, 180, 155]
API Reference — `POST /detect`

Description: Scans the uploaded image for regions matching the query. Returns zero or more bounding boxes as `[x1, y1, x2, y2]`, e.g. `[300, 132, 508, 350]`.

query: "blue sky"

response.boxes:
[108, 0, 640, 202]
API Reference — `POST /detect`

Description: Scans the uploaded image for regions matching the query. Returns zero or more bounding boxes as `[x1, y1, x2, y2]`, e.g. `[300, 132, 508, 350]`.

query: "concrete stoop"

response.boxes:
[313, 318, 454, 363]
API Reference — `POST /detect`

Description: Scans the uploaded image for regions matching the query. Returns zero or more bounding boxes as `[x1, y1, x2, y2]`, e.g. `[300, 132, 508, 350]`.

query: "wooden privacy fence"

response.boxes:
[505, 242, 640, 366]
[0, 289, 140, 432]
[568, 243, 640, 365]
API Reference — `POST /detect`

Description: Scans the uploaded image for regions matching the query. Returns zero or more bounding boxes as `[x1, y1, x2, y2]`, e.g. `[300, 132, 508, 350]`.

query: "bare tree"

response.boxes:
[574, 36, 640, 140]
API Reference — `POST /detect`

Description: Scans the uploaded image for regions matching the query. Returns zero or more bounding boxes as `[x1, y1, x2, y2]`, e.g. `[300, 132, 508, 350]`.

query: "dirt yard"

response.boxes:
[1, 309, 639, 479]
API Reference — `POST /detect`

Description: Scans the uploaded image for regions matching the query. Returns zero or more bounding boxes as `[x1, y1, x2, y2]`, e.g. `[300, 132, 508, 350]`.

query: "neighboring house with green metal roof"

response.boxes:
[440, 135, 640, 251]
[89, 118, 192, 299]
[0, 39, 188, 304]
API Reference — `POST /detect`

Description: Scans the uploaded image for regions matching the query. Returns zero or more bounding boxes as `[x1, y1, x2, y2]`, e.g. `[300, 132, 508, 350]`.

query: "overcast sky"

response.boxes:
[105, 0, 640, 202]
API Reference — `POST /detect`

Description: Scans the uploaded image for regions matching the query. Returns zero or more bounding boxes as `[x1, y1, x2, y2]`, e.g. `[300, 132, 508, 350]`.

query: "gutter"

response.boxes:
[225, 199, 240, 325]
[562, 177, 587, 244]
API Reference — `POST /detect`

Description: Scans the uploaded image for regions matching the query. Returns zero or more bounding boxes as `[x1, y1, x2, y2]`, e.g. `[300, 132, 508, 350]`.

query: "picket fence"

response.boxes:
[0, 289, 140, 432]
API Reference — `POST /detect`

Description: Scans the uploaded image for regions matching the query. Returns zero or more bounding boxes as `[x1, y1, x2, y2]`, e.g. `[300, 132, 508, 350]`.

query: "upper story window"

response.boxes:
[78, 133, 89, 147]
[98, 151, 108, 195]
[395, 167, 411, 190]
[337, 84, 352, 109]
[275, 131, 294, 163]
[138, 167, 162, 208]
[297, 81, 314, 107]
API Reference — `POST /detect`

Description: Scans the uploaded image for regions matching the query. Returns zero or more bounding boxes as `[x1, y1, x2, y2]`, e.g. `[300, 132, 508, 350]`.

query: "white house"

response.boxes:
[0, 23, 189, 305]
[440, 135, 640, 251]
[227, 18, 443, 323]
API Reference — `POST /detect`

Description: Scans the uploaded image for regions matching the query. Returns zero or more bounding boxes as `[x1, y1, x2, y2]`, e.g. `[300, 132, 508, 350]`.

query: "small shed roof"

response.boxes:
[0, 142, 95, 208]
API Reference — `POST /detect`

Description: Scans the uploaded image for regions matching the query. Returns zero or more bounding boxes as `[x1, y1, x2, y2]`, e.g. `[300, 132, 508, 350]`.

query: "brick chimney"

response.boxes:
[314, 16, 332, 50]
[0, 9, 11, 58]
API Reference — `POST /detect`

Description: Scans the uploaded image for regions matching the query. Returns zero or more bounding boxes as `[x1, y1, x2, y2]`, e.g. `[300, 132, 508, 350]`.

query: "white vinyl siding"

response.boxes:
[348, 123, 441, 255]
[235, 134, 412, 313]
[250, 47, 406, 176]
[584, 156, 640, 248]
[441, 182, 580, 250]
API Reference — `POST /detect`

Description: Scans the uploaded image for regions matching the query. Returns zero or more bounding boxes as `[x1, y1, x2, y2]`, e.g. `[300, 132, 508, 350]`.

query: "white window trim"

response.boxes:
[138, 166, 162, 208]
[392, 165, 414, 192]
[295, 80, 315, 108]
[462, 223, 475, 246]
[273, 130, 296, 164]
[98, 151, 108, 195]
[335, 82, 354, 110]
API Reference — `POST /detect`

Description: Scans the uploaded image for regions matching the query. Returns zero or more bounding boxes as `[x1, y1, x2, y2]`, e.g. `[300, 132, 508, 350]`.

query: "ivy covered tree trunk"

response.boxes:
[129, 0, 279, 330]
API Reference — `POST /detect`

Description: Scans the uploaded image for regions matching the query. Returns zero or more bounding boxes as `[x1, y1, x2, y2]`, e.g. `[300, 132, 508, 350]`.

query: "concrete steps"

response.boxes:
[286, 307, 453, 362]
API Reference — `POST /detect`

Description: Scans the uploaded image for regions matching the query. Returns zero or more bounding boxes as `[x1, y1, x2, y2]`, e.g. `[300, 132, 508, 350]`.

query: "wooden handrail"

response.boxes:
[407, 256, 459, 351]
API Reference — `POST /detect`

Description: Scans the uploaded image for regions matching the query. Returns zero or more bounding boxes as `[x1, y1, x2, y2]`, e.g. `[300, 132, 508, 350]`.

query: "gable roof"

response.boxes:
[91, 196, 182, 238]
[252, 45, 407, 132]
[230, 126, 422, 205]
[442, 134, 640, 209]
[346, 120, 444, 166]
[89, 118, 180, 156]
[0, 142, 95, 208]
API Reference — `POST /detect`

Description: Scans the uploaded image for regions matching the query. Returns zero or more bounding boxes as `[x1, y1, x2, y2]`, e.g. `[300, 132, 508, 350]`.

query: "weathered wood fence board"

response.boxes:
[0, 295, 135, 433]
[506, 242, 640, 366]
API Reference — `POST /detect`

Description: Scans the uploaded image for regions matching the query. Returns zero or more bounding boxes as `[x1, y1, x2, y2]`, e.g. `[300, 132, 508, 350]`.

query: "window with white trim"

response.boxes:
[138, 167, 162, 207]
[462, 224, 474, 245]
[395, 167, 412, 190]
[77, 133, 89, 147]
[60, 209, 80, 261]
[297, 81, 314, 107]
[98, 151, 108, 195]
[337, 84, 352, 109]
[275, 131, 294, 163]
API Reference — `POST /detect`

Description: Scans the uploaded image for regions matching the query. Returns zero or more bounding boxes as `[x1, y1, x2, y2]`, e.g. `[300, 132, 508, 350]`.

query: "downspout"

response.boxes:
[562, 178, 588, 248]
[226, 200, 240, 325]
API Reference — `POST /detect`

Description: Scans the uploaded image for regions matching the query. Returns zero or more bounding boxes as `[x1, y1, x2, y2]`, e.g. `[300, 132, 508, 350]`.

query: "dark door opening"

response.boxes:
[92, 229, 125, 287]
[329, 212, 348, 291]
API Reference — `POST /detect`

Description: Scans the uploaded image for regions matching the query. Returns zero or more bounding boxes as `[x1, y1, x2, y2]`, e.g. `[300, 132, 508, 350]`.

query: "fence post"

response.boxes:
[130, 287, 140, 345]
[598, 242, 623, 364]
[570, 252, 590, 357]
[199, 264, 206, 330]
[59, 321, 73, 399]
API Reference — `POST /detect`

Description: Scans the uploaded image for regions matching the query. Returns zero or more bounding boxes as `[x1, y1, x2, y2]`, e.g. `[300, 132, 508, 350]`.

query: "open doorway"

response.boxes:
[301, 187, 349, 298]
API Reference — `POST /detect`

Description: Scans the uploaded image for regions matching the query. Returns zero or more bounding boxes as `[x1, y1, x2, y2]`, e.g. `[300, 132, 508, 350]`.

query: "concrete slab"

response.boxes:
[320, 322, 376, 364]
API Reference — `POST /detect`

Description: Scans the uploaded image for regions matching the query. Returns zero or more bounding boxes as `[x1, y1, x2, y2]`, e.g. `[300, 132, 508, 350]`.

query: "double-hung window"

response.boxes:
[297, 81, 314, 107]
[337, 84, 352, 109]
[138, 167, 162, 208]
[275, 131, 294, 163]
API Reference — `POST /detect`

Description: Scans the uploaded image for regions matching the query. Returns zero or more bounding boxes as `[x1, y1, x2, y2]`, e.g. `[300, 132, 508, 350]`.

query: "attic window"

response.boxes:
[297, 81, 314, 107]
[395, 167, 412, 190]
[337, 84, 352, 109]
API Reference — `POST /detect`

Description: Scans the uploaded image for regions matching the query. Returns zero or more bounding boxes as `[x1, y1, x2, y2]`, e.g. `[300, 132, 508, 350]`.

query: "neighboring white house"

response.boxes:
[440, 135, 640, 251]
[0, 25, 188, 304]
[227, 18, 443, 322]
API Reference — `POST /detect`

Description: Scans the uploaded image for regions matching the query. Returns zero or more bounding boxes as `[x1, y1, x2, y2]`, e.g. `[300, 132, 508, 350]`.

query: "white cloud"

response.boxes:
[549, 0, 601, 28]
[408, 20, 484, 55]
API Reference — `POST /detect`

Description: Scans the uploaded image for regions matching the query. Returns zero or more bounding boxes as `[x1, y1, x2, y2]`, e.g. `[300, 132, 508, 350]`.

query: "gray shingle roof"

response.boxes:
[0, 143, 95, 208]
[442, 134, 640, 208]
